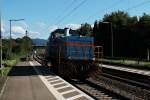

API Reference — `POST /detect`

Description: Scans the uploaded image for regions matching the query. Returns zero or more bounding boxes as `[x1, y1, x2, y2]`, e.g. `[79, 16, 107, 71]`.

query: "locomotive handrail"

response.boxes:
[49, 45, 103, 63]
[94, 46, 103, 69]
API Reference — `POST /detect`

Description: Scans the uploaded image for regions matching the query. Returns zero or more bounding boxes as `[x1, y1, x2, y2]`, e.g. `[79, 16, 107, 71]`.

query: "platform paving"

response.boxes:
[0, 61, 56, 100]
[102, 64, 150, 76]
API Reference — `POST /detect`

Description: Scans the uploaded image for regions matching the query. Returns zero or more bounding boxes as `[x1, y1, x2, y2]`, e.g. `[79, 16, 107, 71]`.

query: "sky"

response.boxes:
[1, 0, 150, 39]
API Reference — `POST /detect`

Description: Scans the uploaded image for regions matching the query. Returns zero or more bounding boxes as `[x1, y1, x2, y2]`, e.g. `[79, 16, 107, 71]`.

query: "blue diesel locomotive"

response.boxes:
[45, 28, 101, 79]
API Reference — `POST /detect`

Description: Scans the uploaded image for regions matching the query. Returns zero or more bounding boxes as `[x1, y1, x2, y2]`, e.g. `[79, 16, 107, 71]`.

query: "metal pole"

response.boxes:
[147, 49, 149, 61]
[9, 20, 12, 58]
[9, 19, 24, 58]
[0, 19, 2, 69]
[0, 16, 3, 76]
[110, 23, 113, 57]
[102, 21, 114, 57]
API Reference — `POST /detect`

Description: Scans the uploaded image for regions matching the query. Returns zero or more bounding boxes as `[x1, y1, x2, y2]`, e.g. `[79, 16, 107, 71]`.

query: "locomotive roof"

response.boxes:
[51, 28, 80, 35]
[51, 29, 64, 34]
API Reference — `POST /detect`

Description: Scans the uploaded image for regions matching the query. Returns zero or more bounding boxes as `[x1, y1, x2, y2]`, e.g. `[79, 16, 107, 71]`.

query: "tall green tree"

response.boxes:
[21, 36, 33, 54]
[93, 11, 150, 58]
[79, 23, 92, 36]
[103, 11, 130, 27]
[138, 13, 150, 50]
[2, 39, 9, 59]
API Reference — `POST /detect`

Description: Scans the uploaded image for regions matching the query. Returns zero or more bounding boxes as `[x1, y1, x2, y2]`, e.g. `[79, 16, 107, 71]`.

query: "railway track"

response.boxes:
[102, 66, 150, 85]
[89, 74, 150, 100]
[73, 70, 150, 100]
[70, 79, 127, 100]
[102, 73, 150, 90]
[70, 71, 150, 100]
[34, 55, 150, 100]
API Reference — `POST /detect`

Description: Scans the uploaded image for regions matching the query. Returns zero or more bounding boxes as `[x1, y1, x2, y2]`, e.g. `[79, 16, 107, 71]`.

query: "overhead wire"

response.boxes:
[35, 0, 77, 35]
[42, 0, 150, 35]
[85, 0, 123, 22]
[86, 0, 150, 23]
[54, 0, 78, 23]
[39, 0, 79, 34]
[125, 0, 150, 11]
[55, 0, 87, 25]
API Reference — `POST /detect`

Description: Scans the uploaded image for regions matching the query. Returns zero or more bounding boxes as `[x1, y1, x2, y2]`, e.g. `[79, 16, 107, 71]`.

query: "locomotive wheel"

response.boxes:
[88, 63, 102, 78]
[66, 61, 76, 79]
[76, 63, 81, 79]
[57, 62, 72, 79]
[51, 60, 101, 80]
[69, 61, 78, 78]
[79, 64, 90, 80]
[75, 62, 86, 80]
[58, 64, 65, 77]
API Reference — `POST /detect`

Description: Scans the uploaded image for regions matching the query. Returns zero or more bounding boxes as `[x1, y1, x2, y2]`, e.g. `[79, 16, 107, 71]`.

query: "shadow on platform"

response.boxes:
[8, 63, 56, 76]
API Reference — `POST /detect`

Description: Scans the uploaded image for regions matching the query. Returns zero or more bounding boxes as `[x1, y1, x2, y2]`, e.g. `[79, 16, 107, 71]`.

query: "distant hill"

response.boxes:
[32, 38, 48, 46]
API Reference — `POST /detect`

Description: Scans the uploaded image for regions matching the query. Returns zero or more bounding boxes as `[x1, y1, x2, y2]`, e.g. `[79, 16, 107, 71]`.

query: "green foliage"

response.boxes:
[138, 13, 150, 34]
[102, 58, 150, 70]
[103, 11, 130, 27]
[93, 11, 150, 59]
[2, 36, 33, 60]
[139, 13, 150, 26]
[1, 36, 33, 76]
[1, 59, 17, 77]
[21, 36, 33, 54]
[79, 23, 92, 36]
[2, 39, 10, 59]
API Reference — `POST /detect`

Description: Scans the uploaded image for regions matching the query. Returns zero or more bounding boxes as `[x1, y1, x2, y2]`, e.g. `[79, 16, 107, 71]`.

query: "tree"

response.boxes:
[103, 11, 130, 27]
[79, 23, 92, 36]
[139, 13, 150, 33]
[21, 36, 33, 54]
[94, 11, 149, 58]
[138, 13, 150, 52]
[93, 21, 100, 45]
[2, 39, 9, 59]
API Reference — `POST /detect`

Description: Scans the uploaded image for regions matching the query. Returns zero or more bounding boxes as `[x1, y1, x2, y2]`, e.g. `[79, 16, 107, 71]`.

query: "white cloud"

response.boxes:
[29, 31, 41, 38]
[65, 24, 81, 30]
[12, 26, 26, 34]
[1, 21, 5, 33]
[30, 31, 41, 35]
[1, 27, 5, 33]
[49, 25, 58, 32]
[11, 33, 19, 39]
[18, 21, 28, 29]
[1, 21, 46, 39]
[36, 22, 46, 28]
[91, 24, 94, 28]
[1, 31, 10, 39]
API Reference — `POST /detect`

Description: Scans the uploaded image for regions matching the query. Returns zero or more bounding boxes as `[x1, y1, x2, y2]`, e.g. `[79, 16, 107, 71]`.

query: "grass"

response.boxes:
[0, 53, 25, 77]
[0, 59, 18, 92]
[101, 58, 150, 70]
[0, 59, 17, 77]
[0, 53, 27, 92]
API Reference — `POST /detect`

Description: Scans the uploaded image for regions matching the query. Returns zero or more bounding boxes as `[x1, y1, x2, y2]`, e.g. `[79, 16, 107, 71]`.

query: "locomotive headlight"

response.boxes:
[68, 56, 71, 59]
[93, 58, 95, 61]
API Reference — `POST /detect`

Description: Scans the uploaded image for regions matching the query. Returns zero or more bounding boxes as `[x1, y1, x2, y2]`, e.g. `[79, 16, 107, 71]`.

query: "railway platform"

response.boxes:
[102, 64, 150, 76]
[0, 61, 94, 100]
